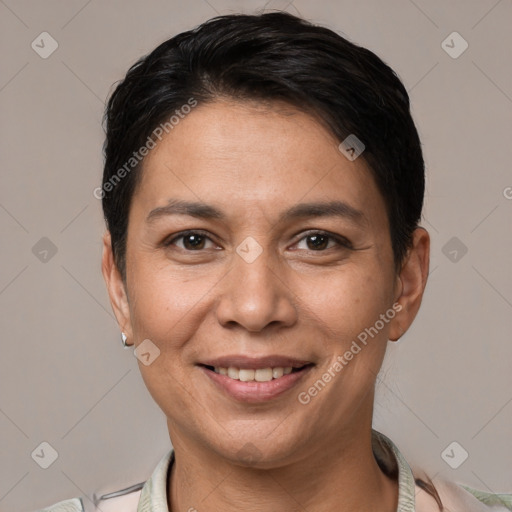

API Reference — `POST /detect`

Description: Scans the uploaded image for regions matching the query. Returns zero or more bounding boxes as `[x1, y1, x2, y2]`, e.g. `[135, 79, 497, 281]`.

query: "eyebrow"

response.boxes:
[146, 199, 367, 226]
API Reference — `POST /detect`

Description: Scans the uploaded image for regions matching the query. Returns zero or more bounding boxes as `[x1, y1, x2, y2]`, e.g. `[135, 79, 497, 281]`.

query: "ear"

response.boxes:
[388, 227, 430, 342]
[101, 231, 133, 345]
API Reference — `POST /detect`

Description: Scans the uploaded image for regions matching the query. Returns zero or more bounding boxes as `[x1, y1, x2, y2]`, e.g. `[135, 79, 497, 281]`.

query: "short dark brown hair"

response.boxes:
[101, 11, 424, 280]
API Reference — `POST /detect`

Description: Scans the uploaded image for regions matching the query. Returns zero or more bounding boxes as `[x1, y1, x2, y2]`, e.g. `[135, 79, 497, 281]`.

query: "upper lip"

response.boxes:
[199, 355, 313, 370]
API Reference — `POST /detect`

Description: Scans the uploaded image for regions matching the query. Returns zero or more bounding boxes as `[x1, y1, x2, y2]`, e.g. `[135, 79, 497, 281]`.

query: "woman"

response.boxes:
[40, 11, 511, 512]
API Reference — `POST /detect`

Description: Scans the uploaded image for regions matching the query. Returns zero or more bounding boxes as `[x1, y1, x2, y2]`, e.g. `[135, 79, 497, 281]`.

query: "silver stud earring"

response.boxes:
[120, 332, 130, 349]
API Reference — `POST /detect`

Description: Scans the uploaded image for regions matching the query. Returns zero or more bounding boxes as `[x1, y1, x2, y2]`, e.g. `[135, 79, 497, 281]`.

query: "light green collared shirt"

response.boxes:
[39, 429, 512, 512]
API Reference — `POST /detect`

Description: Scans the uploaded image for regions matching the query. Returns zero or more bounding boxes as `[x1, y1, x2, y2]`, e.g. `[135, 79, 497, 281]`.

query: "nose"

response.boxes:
[215, 244, 298, 333]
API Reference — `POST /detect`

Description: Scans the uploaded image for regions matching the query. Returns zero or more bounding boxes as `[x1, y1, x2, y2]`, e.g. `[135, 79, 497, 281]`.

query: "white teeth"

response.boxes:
[239, 369, 255, 382]
[272, 367, 284, 379]
[212, 365, 300, 381]
[255, 368, 273, 382]
[227, 366, 239, 379]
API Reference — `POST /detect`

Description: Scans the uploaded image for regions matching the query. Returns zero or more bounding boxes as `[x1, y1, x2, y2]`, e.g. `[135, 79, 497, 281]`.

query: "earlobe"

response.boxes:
[101, 231, 133, 343]
[388, 227, 430, 342]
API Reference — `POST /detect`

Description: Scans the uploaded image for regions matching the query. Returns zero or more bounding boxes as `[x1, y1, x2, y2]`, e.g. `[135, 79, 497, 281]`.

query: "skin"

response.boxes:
[102, 99, 430, 512]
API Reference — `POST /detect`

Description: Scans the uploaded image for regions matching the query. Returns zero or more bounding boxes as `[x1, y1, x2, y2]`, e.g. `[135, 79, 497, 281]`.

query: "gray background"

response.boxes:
[1, 0, 511, 510]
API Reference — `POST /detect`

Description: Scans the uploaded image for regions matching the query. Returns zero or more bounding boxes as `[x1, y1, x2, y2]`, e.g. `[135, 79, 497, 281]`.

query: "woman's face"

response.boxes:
[103, 99, 428, 465]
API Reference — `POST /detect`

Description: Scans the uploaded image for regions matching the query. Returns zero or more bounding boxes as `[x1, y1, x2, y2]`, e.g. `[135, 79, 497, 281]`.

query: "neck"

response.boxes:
[167, 421, 398, 512]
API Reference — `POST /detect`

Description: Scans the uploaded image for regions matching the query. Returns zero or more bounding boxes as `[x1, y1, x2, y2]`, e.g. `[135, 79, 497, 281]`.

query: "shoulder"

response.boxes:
[36, 485, 142, 512]
[415, 476, 512, 511]
[372, 429, 511, 512]
[37, 498, 85, 512]
[34, 449, 175, 512]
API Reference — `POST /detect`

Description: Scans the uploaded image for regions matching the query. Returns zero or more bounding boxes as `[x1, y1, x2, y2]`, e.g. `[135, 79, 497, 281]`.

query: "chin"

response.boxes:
[210, 431, 303, 469]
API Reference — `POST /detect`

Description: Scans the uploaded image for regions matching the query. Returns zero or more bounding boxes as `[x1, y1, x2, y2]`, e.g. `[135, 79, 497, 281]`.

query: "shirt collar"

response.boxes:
[136, 449, 174, 512]
[373, 429, 416, 511]
[137, 429, 416, 512]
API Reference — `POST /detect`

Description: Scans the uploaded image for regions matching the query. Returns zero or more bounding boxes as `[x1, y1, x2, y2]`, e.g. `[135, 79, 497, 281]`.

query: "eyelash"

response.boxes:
[163, 229, 353, 252]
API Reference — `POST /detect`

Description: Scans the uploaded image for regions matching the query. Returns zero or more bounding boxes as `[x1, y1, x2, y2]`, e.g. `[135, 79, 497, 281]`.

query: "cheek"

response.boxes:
[127, 256, 222, 348]
[127, 264, 216, 414]
[295, 264, 393, 341]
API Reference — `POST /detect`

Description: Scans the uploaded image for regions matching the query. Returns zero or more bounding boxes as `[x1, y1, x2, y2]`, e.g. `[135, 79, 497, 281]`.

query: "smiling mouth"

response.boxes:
[200, 364, 314, 382]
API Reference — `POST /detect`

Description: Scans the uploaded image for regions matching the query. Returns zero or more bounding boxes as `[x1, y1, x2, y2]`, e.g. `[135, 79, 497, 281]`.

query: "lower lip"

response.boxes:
[200, 365, 313, 403]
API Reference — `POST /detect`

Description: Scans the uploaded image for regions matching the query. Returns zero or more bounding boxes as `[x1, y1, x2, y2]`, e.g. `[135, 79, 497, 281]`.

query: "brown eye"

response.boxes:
[295, 231, 351, 252]
[182, 233, 206, 250]
[306, 234, 329, 250]
[165, 231, 216, 251]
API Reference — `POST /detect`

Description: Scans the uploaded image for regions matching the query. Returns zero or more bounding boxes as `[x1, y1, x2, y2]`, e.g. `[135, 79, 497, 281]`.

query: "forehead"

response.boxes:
[132, 99, 387, 228]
